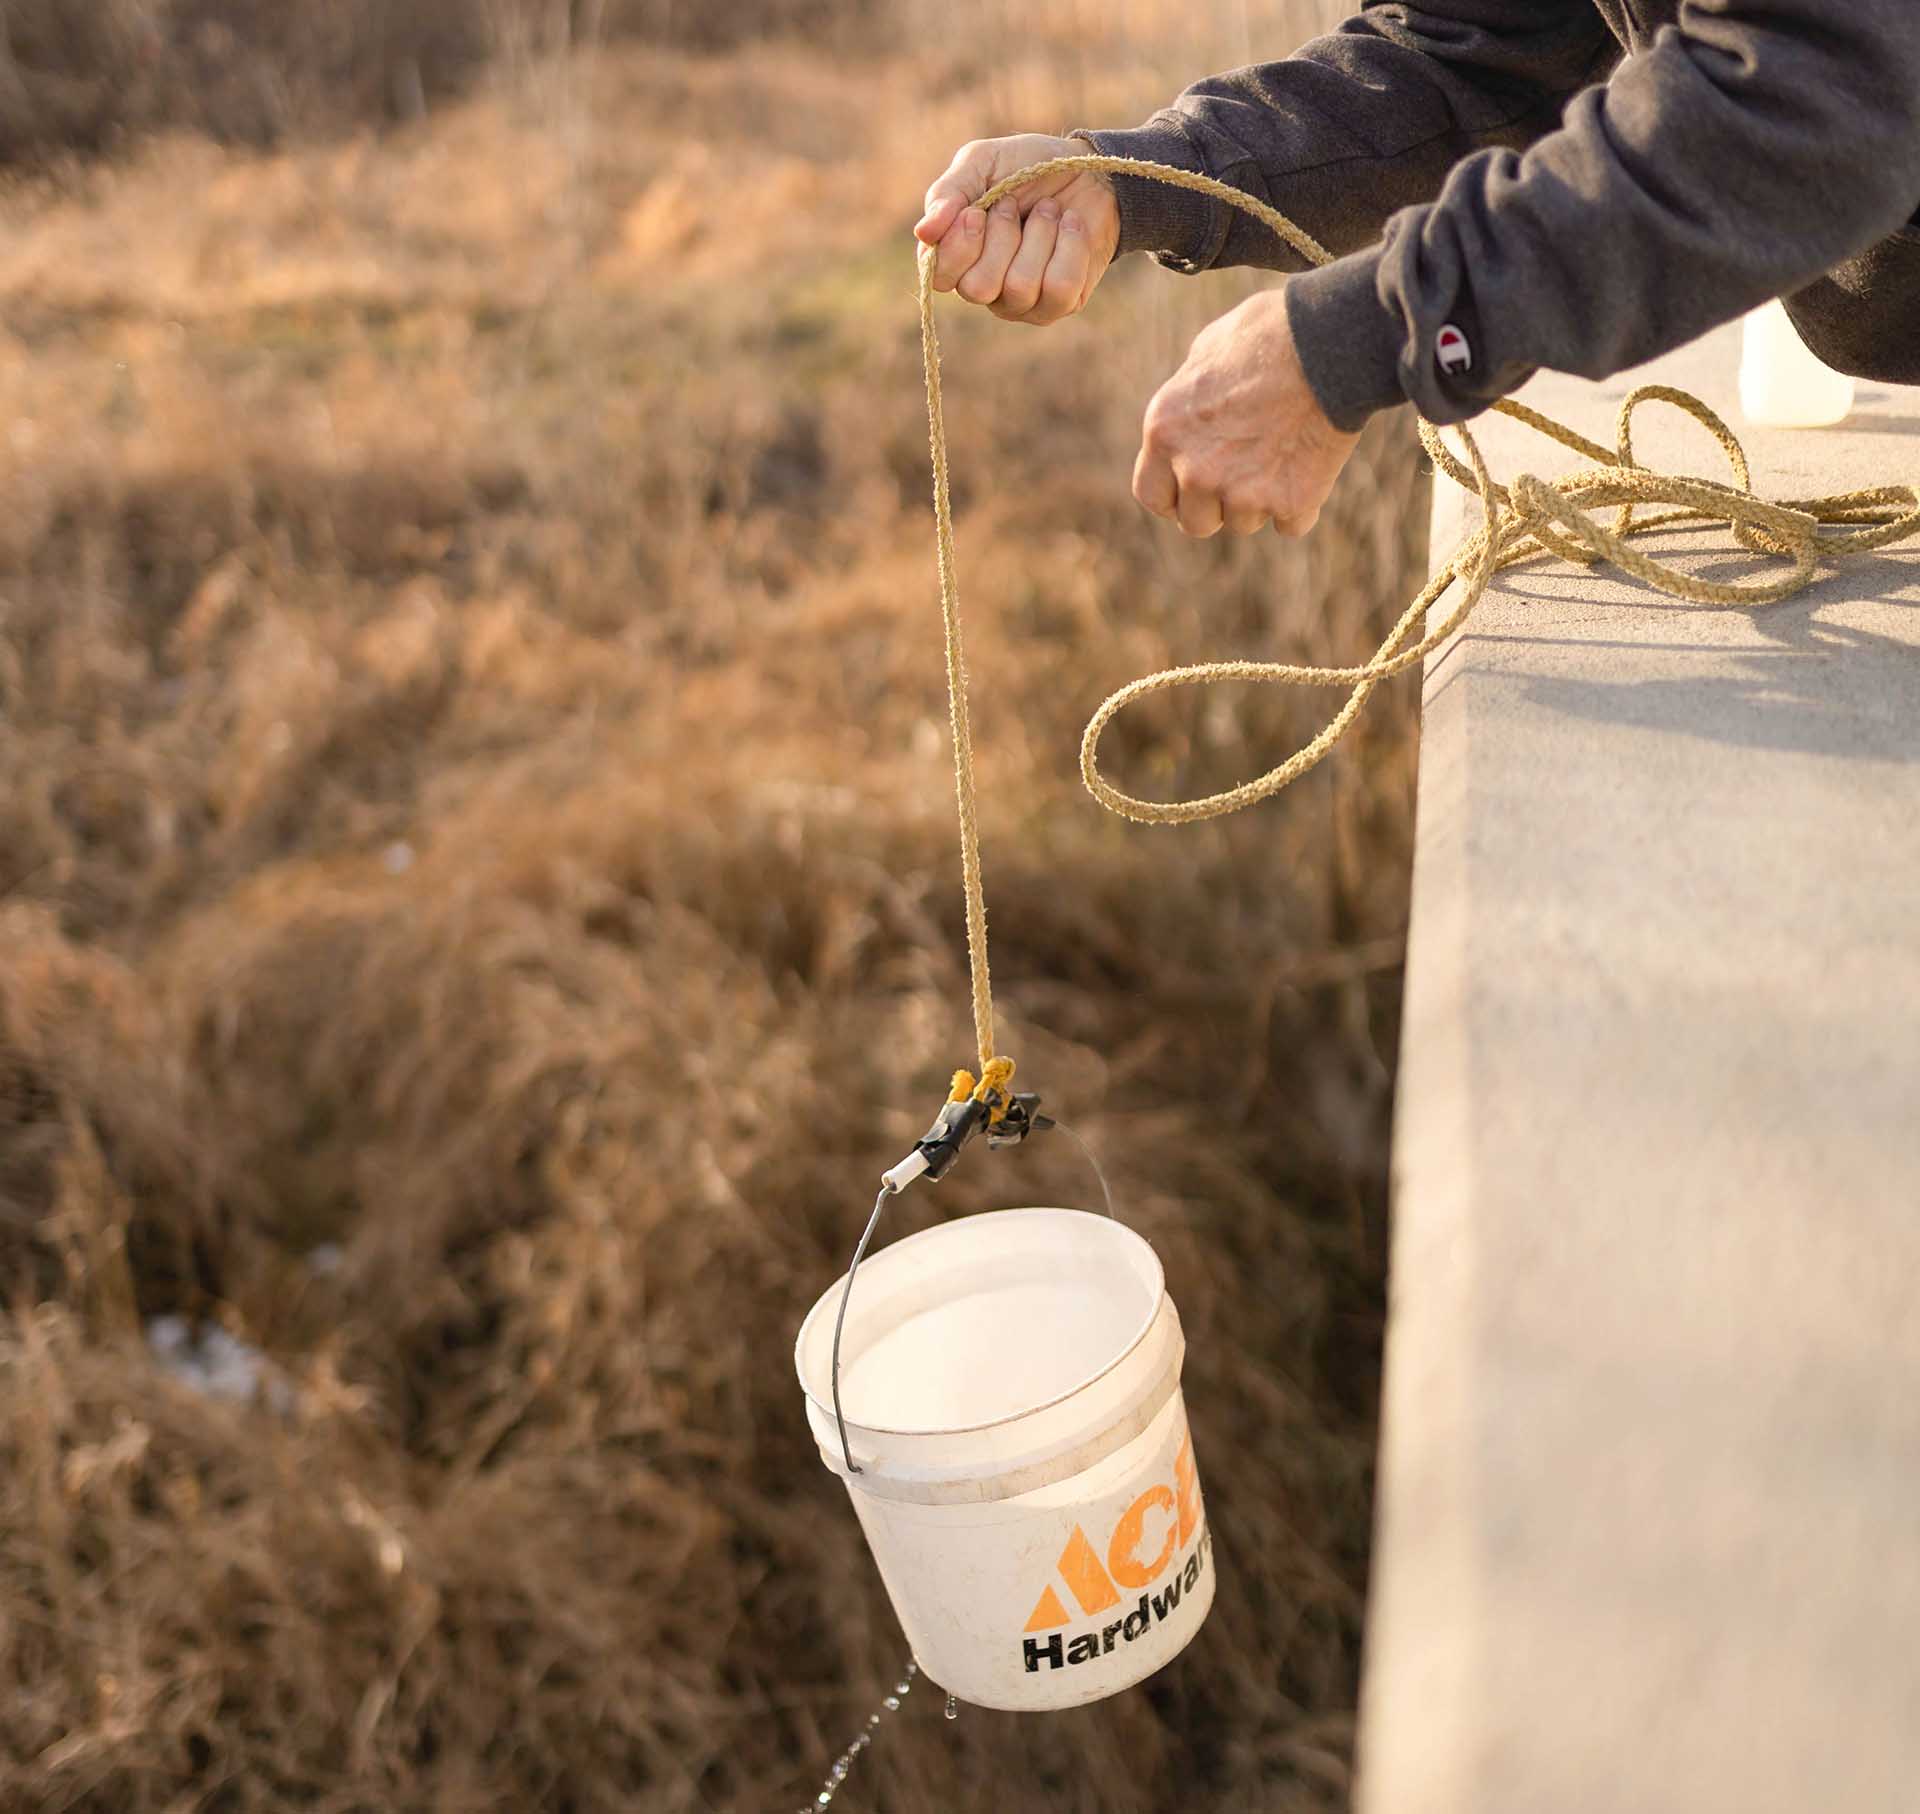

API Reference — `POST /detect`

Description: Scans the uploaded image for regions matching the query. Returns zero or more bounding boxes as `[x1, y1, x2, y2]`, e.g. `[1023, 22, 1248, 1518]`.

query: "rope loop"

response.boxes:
[921, 154, 1920, 1055]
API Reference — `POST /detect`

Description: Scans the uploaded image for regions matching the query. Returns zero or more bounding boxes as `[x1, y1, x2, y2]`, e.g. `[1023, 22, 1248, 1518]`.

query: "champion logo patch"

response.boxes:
[1436, 323, 1473, 375]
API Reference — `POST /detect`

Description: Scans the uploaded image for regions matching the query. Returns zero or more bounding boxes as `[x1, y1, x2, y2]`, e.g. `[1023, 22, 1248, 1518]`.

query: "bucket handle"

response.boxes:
[829, 1119, 1118, 1476]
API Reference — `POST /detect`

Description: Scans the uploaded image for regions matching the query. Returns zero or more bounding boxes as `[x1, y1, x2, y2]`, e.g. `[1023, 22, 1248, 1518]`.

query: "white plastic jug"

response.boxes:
[795, 1207, 1213, 1711]
[1739, 299, 1856, 429]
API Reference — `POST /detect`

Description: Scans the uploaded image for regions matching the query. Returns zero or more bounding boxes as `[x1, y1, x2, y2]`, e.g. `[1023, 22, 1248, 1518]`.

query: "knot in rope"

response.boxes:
[949, 1057, 1017, 1122]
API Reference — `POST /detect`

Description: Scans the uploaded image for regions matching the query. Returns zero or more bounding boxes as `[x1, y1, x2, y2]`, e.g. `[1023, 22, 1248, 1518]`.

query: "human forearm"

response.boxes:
[1292, 0, 1920, 427]
[1073, 2, 1614, 274]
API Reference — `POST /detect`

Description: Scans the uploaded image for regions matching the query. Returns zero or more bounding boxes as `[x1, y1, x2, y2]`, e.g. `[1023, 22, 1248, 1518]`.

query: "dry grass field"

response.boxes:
[0, 5, 1427, 1808]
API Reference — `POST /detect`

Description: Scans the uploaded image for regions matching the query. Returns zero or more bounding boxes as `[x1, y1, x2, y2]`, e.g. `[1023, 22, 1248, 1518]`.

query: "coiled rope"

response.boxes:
[919, 153, 1920, 1080]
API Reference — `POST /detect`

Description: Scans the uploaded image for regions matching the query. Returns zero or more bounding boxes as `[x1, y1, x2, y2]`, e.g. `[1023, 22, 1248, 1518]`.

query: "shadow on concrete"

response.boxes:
[1515, 635, 1920, 764]
[1809, 413, 1920, 440]
[1430, 548, 1920, 762]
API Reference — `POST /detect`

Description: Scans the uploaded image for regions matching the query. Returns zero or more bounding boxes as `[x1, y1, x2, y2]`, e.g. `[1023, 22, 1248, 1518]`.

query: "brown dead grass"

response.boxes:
[0, 11, 1425, 1810]
[0, 0, 899, 163]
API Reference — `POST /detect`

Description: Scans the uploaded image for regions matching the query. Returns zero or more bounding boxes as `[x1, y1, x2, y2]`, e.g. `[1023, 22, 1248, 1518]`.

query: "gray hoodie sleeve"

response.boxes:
[1076, 2, 1920, 430]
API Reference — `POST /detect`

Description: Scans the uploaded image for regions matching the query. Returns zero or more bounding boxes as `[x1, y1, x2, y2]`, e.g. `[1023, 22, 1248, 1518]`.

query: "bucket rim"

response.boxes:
[793, 1205, 1168, 1439]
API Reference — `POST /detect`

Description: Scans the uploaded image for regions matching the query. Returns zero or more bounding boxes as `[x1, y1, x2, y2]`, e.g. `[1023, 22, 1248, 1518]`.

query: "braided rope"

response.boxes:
[920, 153, 1920, 1062]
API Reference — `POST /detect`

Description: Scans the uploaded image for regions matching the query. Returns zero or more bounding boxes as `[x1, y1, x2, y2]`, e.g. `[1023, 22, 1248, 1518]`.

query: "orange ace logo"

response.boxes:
[1018, 1424, 1208, 1673]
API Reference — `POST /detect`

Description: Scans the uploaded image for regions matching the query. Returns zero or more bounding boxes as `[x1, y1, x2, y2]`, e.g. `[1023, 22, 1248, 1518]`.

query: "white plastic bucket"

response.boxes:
[794, 1207, 1213, 1711]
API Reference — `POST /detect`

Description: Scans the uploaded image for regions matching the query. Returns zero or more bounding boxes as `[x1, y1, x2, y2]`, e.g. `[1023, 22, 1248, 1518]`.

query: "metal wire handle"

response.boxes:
[828, 1118, 1118, 1476]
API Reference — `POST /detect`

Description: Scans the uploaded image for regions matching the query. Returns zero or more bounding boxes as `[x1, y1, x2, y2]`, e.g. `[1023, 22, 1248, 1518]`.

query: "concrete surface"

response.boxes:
[1359, 325, 1920, 1814]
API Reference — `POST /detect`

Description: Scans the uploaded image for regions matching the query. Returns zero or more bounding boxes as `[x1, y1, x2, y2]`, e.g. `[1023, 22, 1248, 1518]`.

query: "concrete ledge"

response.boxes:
[1360, 325, 1920, 1814]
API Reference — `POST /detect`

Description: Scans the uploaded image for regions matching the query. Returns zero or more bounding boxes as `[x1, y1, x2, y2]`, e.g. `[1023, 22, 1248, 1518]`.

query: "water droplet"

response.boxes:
[945, 1695, 960, 1721]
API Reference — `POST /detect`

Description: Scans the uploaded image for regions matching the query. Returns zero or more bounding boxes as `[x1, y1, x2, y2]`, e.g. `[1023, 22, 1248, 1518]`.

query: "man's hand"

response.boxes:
[1134, 288, 1360, 537]
[914, 135, 1119, 325]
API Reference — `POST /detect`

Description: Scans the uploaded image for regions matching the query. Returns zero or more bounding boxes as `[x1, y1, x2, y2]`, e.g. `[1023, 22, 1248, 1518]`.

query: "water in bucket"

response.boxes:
[794, 1206, 1214, 1711]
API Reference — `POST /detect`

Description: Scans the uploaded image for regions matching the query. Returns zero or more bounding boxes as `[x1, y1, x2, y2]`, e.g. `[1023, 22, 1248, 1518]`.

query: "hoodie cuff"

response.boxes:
[1067, 122, 1221, 271]
[1283, 247, 1409, 433]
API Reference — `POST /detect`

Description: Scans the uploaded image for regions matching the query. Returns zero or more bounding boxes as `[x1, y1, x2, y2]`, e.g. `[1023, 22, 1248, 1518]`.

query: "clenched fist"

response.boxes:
[1133, 289, 1360, 538]
[914, 134, 1120, 326]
